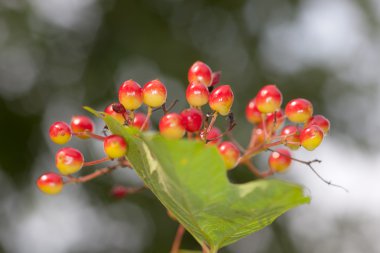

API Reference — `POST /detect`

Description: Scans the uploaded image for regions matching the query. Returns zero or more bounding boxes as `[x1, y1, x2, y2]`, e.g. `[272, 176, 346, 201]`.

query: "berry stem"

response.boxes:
[140, 106, 152, 131]
[83, 157, 110, 167]
[170, 224, 185, 253]
[65, 166, 117, 184]
[204, 112, 218, 141]
[261, 113, 268, 141]
[243, 160, 274, 178]
[73, 131, 106, 141]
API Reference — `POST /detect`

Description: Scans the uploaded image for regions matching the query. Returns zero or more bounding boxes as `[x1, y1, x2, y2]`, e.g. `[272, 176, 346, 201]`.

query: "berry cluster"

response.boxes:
[37, 61, 330, 195]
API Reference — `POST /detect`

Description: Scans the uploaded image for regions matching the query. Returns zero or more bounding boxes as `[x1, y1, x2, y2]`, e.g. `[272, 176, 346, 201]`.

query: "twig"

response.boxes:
[170, 224, 185, 253]
[267, 148, 349, 192]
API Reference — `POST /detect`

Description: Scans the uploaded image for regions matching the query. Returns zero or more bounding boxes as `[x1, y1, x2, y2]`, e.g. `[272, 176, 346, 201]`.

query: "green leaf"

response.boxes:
[179, 251, 202, 253]
[86, 107, 310, 252]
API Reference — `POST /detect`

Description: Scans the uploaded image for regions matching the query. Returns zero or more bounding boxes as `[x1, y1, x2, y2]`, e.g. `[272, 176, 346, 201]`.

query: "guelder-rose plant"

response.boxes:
[38, 61, 342, 253]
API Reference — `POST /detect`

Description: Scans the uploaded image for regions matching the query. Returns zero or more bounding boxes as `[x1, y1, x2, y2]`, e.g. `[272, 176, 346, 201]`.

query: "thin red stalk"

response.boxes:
[83, 157, 110, 167]
[140, 106, 152, 131]
[73, 131, 105, 141]
[170, 224, 185, 253]
[64, 167, 116, 184]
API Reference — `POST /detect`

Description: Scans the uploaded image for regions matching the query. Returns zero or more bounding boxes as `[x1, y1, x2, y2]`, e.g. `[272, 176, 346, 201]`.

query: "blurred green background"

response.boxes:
[0, 0, 379, 252]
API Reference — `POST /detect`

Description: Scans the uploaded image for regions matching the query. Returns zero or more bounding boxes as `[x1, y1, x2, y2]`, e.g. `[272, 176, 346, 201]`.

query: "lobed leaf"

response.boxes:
[85, 107, 310, 252]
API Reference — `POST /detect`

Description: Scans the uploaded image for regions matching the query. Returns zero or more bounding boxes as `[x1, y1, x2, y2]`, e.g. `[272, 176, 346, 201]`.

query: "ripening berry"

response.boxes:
[186, 82, 209, 107]
[209, 85, 234, 116]
[37, 172, 64, 195]
[188, 61, 213, 87]
[118, 80, 143, 110]
[281, 125, 301, 150]
[132, 112, 150, 131]
[159, 113, 186, 139]
[104, 135, 128, 159]
[218, 141, 240, 170]
[49, 121, 72, 145]
[55, 147, 84, 175]
[255, 85, 283, 113]
[245, 98, 262, 124]
[300, 125, 324, 151]
[306, 114, 330, 134]
[104, 103, 125, 124]
[268, 148, 291, 173]
[205, 127, 222, 145]
[70, 115, 95, 139]
[142, 79, 167, 108]
[285, 98, 313, 123]
[266, 109, 285, 131]
[180, 108, 203, 133]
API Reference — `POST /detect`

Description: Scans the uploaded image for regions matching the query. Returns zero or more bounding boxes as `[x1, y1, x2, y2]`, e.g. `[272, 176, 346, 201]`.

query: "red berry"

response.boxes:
[218, 141, 240, 170]
[211, 71, 221, 86]
[268, 148, 291, 173]
[205, 127, 222, 145]
[186, 82, 209, 107]
[49, 121, 72, 145]
[285, 98, 313, 123]
[111, 185, 128, 199]
[245, 98, 262, 124]
[70, 115, 95, 139]
[188, 61, 213, 87]
[132, 112, 150, 131]
[142, 79, 167, 108]
[104, 103, 125, 124]
[159, 113, 186, 139]
[266, 109, 285, 131]
[306, 114, 330, 134]
[281, 125, 301, 150]
[255, 84, 283, 113]
[118, 80, 143, 110]
[37, 172, 64, 195]
[180, 108, 203, 133]
[104, 135, 128, 159]
[209, 85, 234, 116]
[300, 125, 324, 151]
[55, 147, 84, 175]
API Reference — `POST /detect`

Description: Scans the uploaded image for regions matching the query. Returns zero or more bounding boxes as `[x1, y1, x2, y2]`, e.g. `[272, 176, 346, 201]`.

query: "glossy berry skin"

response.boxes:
[285, 98, 313, 123]
[281, 125, 301, 150]
[49, 121, 72, 145]
[142, 79, 167, 108]
[306, 114, 330, 134]
[268, 148, 291, 173]
[188, 61, 212, 87]
[37, 172, 64, 195]
[186, 82, 209, 107]
[255, 85, 283, 113]
[104, 104, 125, 124]
[180, 108, 203, 133]
[132, 112, 150, 131]
[209, 85, 234, 116]
[104, 135, 128, 159]
[70, 115, 95, 139]
[159, 113, 186, 139]
[55, 147, 84, 175]
[266, 109, 285, 131]
[205, 127, 222, 145]
[218, 141, 240, 170]
[118, 80, 143, 110]
[245, 98, 262, 124]
[300, 125, 324, 151]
